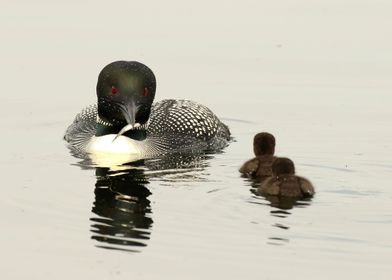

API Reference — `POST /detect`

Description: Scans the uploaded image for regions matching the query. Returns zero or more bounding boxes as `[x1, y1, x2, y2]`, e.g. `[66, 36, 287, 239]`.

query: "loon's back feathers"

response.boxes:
[147, 100, 230, 152]
[64, 99, 230, 158]
[64, 104, 97, 153]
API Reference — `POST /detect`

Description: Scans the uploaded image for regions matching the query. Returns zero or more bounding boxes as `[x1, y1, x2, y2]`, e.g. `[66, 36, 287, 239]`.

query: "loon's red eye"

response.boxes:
[111, 86, 117, 95]
[143, 87, 149, 97]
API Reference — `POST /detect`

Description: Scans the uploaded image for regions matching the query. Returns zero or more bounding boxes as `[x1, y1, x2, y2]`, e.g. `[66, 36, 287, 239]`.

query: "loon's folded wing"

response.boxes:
[146, 99, 230, 154]
[64, 104, 98, 153]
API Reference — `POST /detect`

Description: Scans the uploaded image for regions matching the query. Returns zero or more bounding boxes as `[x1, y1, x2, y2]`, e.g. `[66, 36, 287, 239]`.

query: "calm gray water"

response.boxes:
[1, 1, 391, 279]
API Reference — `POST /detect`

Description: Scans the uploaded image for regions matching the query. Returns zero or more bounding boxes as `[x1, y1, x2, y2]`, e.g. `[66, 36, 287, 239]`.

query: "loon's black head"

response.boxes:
[272, 157, 295, 176]
[253, 132, 275, 156]
[96, 61, 156, 137]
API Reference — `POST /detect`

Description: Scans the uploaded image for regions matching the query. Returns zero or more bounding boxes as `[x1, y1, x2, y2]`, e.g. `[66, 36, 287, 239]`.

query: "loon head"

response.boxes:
[96, 61, 156, 138]
[272, 157, 295, 176]
[253, 132, 275, 156]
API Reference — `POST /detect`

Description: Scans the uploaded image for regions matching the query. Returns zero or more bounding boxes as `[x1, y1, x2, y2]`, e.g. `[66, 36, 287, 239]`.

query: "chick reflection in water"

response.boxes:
[91, 166, 152, 252]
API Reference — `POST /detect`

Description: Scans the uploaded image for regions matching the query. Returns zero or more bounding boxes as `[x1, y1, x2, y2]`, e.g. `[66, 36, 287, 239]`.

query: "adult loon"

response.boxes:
[64, 61, 231, 159]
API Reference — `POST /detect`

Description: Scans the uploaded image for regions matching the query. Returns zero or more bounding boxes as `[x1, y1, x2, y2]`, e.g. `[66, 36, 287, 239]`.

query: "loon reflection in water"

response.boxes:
[89, 153, 212, 252]
[91, 166, 152, 252]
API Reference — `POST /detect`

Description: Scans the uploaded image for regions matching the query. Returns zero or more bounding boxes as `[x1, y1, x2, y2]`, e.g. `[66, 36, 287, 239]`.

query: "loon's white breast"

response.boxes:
[87, 135, 142, 155]
[85, 135, 146, 166]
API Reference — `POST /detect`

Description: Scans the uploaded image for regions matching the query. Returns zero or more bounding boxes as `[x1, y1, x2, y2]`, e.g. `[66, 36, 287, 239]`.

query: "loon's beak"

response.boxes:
[112, 101, 141, 142]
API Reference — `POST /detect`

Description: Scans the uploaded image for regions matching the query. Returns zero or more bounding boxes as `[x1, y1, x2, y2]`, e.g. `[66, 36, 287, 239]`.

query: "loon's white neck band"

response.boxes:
[97, 116, 114, 127]
[96, 116, 150, 130]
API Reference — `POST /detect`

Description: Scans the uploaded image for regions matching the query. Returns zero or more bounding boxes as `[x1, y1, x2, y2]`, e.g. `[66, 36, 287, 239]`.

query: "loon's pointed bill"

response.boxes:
[64, 60, 231, 161]
[111, 100, 140, 142]
[118, 101, 137, 126]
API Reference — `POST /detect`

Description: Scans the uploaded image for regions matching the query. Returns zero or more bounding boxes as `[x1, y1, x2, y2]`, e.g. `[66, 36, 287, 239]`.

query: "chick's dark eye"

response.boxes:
[143, 87, 149, 97]
[111, 86, 117, 95]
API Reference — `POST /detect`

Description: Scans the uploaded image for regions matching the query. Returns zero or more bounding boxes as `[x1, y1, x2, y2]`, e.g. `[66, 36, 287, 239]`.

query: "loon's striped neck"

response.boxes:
[96, 116, 148, 141]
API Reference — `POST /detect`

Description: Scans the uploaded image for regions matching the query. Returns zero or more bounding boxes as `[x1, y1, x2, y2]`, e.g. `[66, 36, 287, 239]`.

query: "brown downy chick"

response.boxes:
[239, 132, 276, 177]
[258, 157, 315, 198]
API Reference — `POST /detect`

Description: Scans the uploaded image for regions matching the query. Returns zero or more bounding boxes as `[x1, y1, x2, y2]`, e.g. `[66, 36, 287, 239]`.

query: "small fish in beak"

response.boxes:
[112, 122, 141, 142]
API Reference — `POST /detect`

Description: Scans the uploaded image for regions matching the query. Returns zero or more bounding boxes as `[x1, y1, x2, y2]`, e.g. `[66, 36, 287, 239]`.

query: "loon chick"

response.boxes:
[257, 157, 315, 198]
[239, 132, 277, 178]
[64, 61, 231, 159]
